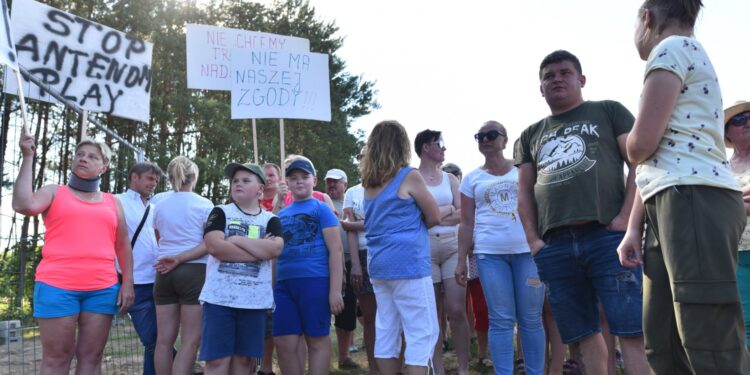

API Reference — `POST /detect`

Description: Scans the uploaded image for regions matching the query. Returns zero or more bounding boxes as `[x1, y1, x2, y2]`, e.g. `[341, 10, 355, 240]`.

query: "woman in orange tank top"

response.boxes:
[12, 132, 134, 374]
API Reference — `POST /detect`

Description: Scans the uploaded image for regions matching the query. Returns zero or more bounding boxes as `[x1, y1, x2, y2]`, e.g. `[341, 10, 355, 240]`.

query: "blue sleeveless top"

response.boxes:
[364, 167, 430, 279]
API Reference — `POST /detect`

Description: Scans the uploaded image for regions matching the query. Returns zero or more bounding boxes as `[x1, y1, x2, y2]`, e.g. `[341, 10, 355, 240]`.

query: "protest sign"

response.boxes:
[5, 0, 153, 122]
[230, 48, 331, 122]
[186, 24, 309, 91]
[0, 0, 16, 69]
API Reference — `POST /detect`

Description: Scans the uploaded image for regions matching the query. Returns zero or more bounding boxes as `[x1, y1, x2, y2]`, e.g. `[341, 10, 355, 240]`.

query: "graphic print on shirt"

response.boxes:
[281, 213, 319, 254]
[536, 122, 599, 185]
[217, 219, 265, 277]
[483, 180, 518, 221]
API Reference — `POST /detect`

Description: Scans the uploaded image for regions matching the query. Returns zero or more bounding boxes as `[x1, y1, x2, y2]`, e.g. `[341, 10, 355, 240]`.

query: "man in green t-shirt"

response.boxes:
[514, 50, 648, 375]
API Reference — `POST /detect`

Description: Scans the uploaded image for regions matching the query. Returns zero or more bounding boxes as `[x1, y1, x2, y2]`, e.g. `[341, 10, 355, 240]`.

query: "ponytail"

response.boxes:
[167, 156, 199, 189]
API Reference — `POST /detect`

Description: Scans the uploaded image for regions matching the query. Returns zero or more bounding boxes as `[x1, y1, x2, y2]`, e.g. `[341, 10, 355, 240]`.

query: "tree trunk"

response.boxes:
[0, 94, 12, 208]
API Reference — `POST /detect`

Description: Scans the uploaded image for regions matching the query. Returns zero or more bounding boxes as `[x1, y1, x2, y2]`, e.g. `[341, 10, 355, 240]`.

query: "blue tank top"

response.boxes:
[364, 167, 430, 279]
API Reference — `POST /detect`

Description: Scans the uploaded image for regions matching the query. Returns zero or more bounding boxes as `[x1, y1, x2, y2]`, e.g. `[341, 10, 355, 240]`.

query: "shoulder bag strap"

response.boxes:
[130, 204, 151, 249]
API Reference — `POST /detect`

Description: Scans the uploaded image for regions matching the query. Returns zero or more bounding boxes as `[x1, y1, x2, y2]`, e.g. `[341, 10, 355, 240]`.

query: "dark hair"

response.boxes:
[539, 50, 582, 80]
[414, 129, 441, 157]
[441, 162, 462, 180]
[128, 161, 163, 182]
[640, 0, 702, 33]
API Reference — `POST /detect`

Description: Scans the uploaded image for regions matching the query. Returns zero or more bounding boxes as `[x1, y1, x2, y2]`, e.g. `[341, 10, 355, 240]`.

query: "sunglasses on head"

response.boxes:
[729, 113, 750, 127]
[474, 130, 505, 142]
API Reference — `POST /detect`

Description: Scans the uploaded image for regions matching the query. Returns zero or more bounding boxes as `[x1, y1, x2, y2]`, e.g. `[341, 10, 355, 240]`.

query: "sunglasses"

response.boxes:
[729, 113, 750, 127]
[432, 139, 446, 151]
[356, 154, 364, 161]
[474, 130, 505, 142]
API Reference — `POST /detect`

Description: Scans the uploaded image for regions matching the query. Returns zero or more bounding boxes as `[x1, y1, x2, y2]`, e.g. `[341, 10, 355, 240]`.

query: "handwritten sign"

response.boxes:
[4, 0, 153, 122]
[186, 24, 309, 91]
[231, 48, 330, 122]
[0, 0, 16, 69]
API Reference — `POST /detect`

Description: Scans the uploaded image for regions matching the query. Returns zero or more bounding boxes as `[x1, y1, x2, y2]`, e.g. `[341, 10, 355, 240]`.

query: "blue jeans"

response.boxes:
[476, 253, 545, 375]
[129, 284, 157, 375]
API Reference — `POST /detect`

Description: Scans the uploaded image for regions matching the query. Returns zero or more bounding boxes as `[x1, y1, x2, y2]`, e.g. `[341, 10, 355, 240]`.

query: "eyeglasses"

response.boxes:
[474, 130, 505, 142]
[729, 113, 750, 127]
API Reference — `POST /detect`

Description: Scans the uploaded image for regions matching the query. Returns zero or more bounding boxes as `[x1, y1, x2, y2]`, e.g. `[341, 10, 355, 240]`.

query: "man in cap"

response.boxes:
[325, 168, 360, 370]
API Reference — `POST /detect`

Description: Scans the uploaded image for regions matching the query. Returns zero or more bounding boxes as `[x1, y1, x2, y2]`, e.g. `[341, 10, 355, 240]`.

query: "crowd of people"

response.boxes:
[10, 0, 750, 374]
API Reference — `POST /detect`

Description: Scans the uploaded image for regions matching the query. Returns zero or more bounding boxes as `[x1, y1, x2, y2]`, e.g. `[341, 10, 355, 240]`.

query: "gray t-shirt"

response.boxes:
[514, 100, 634, 237]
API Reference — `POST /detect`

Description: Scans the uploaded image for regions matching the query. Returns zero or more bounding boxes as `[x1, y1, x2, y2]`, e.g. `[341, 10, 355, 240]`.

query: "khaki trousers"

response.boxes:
[643, 185, 750, 375]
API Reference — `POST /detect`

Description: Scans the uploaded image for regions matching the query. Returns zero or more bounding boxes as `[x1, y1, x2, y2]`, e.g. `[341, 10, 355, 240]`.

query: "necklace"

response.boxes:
[423, 170, 441, 183]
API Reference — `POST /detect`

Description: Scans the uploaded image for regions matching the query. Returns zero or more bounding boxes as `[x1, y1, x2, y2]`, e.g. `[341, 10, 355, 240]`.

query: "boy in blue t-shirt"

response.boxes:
[274, 158, 344, 375]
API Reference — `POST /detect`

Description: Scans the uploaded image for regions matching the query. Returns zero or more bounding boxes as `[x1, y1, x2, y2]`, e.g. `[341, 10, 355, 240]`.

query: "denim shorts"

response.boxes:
[33, 282, 119, 318]
[199, 302, 266, 361]
[534, 223, 643, 343]
[272, 277, 331, 337]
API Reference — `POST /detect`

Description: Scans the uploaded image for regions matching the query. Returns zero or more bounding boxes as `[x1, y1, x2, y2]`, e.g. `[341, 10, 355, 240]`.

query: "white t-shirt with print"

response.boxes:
[343, 184, 367, 248]
[460, 167, 529, 255]
[200, 203, 278, 309]
[152, 192, 213, 264]
[637, 36, 740, 200]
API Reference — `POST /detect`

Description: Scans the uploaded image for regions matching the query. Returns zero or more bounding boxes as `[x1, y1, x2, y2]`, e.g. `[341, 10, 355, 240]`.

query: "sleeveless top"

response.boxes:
[364, 167, 430, 280]
[426, 171, 455, 235]
[36, 185, 119, 291]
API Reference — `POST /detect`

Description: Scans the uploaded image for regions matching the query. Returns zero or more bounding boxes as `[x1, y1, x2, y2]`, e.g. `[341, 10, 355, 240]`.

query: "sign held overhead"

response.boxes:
[5, 0, 153, 123]
[0, 0, 16, 69]
[231, 48, 331, 122]
[185, 24, 309, 91]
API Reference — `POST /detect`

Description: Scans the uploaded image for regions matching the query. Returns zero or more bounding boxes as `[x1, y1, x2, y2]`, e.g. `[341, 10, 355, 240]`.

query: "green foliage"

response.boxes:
[0, 237, 42, 323]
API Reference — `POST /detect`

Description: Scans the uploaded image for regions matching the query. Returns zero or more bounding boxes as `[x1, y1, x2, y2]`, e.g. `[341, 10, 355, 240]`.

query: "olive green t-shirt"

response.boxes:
[514, 100, 634, 238]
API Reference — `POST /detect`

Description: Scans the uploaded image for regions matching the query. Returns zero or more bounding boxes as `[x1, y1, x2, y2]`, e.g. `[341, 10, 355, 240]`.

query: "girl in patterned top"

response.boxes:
[619, 1, 750, 373]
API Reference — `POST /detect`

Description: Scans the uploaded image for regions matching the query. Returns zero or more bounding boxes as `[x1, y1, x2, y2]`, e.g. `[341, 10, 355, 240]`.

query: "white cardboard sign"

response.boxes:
[0, 0, 17, 69]
[5, 0, 153, 122]
[230, 48, 331, 122]
[186, 24, 309, 91]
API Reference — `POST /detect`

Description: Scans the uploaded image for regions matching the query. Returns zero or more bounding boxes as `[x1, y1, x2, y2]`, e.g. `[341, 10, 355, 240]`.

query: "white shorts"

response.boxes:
[371, 276, 439, 367]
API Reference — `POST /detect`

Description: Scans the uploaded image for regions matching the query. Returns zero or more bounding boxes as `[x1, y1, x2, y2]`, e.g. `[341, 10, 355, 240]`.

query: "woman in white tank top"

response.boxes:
[415, 129, 470, 375]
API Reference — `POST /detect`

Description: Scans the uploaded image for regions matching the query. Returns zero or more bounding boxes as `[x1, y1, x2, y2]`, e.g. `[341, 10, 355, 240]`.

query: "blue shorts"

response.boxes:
[33, 282, 119, 318]
[273, 277, 331, 337]
[534, 224, 643, 343]
[199, 303, 266, 361]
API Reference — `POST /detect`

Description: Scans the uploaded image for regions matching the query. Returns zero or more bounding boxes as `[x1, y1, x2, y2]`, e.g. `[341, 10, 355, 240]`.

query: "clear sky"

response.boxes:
[307, 0, 750, 172]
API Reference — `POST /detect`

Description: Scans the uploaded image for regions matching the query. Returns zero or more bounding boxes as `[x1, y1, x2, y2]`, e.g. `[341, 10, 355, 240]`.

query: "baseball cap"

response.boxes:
[224, 162, 267, 185]
[325, 168, 347, 183]
[285, 159, 316, 176]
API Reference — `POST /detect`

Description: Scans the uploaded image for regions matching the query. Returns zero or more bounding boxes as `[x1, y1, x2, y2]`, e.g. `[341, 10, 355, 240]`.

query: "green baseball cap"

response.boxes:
[224, 162, 267, 185]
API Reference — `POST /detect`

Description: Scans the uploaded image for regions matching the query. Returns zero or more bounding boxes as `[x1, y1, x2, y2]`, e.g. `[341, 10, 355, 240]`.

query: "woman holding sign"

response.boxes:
[12, 133, 134, 374]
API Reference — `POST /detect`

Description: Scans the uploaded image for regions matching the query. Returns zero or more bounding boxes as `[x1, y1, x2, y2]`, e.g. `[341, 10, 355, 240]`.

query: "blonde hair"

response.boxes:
[167, 156, 199, 188]
[75, 139, 112, 165]
[483, 120, 507, 134]
[361, 120, 411, 188]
